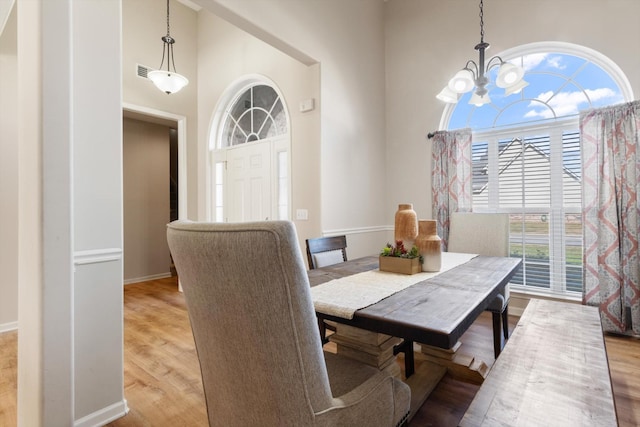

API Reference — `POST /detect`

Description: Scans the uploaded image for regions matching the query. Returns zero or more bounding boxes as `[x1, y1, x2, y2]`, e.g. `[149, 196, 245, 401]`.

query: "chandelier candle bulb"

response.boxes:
[415, 220, 442, 272]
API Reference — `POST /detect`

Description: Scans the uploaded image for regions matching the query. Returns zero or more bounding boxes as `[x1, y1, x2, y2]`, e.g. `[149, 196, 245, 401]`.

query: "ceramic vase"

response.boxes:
[394, 203, 418, 248]
[415, 219, 442, 272]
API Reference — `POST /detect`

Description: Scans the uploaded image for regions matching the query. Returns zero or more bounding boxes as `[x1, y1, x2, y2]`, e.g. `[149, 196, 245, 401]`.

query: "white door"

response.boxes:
[226, 141, 271, 222]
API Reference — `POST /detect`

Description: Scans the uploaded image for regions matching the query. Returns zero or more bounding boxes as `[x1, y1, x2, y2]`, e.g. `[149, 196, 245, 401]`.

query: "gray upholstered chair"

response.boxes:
[167, 220, 411, 427]
[447, 212, 511, 358]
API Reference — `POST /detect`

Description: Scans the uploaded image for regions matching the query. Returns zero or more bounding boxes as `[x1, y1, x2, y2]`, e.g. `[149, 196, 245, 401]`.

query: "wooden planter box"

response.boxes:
[379, 256, 421, 275]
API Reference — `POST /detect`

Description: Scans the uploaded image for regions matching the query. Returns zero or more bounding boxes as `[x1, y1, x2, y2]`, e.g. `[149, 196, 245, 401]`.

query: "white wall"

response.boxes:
[16, 0, 125, 425]
[385, 0, 640, 218]
[0, 3, 17, 332]
[196, 0, 392, 257]
[123, 118, 172, 283]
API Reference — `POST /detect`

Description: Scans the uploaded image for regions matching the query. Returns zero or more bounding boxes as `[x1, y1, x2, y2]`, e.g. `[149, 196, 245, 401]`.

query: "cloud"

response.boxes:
[518, 53, 566, 71]
[546, 55, 565, 70]
[520, 53, 547, 71]
[525, 88, 619, 119]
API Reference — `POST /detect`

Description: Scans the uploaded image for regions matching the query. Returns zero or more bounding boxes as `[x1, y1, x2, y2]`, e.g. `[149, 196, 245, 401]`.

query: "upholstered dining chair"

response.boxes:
[167, 220, 410, 427]
[447, 212, 511, 358]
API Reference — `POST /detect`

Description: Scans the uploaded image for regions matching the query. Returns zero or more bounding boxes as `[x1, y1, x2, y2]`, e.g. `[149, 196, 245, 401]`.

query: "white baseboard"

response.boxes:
[124, 272, 172, 285]
[75, 399, 129, 427]
[0, 321, 18, 334]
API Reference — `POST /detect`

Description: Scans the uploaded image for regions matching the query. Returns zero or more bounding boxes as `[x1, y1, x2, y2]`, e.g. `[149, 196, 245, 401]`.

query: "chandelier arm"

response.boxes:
[486, 55, 505, 71]
[158, 43, 167, 71]
[170, 43, 178, 73]
[464, 60, 479, 79]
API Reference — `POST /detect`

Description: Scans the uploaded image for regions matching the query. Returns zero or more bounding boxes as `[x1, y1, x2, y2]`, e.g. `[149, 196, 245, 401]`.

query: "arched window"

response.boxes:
[220, 84, 287, 147]
[441, 42, 633, 298]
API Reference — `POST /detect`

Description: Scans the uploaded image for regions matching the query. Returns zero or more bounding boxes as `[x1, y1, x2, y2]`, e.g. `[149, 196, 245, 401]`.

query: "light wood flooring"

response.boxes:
[1, 276, 639, 426]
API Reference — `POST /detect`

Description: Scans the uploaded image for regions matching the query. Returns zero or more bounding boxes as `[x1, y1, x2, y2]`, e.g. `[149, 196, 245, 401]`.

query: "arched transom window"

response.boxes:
[445, 44, 629, 130]
[221, 84, 286, 147]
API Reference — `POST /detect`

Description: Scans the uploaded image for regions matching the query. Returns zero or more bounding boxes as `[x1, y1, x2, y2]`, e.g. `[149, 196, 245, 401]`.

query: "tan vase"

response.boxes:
[415, 219, 442, 272]
[394, 204, 418, 248]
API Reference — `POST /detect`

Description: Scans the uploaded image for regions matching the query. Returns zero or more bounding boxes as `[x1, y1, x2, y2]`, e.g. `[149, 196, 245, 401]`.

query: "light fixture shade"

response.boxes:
[469, 91, 491, 107]
[436, 86, 459, 103]
[148, 70, 189, 94]
[496, 62, 525, 88]
[504, 78, 529, 96]
[448, 69, 475, 94]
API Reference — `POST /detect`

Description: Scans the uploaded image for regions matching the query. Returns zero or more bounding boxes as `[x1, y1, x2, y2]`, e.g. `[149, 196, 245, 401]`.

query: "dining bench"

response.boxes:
[460, 298, 617, 426]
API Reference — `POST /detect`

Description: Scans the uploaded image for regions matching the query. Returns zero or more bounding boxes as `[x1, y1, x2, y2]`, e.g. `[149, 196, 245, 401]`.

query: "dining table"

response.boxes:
[308, 252, 522, 418]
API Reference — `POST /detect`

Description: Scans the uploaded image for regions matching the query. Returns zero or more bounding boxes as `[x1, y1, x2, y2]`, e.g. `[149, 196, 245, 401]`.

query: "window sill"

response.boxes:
[508, 286, 582, 317]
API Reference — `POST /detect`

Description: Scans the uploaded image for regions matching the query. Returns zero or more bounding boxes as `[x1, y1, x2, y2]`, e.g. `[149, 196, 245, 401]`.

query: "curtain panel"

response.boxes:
[431, 129, 472, 250]
[580, 100, 640, 334]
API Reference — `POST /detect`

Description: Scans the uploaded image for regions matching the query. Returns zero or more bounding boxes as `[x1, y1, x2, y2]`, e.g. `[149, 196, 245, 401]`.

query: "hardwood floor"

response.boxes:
[1, 276, 639, 426]
[0, 330, 17, 426]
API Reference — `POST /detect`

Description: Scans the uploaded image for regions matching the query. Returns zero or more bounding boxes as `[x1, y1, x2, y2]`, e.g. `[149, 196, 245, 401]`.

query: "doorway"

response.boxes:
[122, 104, 186, 284]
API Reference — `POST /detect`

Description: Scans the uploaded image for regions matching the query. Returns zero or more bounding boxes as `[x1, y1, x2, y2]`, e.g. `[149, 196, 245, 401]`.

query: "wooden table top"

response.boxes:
[309, 255, 522, 349]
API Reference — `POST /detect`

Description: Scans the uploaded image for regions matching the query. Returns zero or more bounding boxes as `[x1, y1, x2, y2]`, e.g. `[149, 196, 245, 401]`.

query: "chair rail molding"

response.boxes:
[73, 248, 123, 266]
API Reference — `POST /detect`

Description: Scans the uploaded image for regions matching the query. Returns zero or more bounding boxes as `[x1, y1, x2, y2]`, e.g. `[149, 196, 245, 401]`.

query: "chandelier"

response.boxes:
[436, 0, 528, 106]
[148, 0, 189, 95]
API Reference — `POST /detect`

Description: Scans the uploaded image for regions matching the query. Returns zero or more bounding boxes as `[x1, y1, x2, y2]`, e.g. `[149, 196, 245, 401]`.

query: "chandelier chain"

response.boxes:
[166, 0, 171, 37]
[479, 0, 484, 43]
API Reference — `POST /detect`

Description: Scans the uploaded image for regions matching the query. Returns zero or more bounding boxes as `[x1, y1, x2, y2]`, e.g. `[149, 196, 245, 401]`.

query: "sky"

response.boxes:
[447, 52, 626, 131]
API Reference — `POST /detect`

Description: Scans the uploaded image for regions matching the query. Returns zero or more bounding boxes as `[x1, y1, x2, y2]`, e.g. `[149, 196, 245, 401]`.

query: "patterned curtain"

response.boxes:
[431, 128, 472, 251]
[580, 100, 640, 334]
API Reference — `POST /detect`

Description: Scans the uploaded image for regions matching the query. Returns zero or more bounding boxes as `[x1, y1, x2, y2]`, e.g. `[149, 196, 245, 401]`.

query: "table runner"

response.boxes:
[310, 252, 477, 319]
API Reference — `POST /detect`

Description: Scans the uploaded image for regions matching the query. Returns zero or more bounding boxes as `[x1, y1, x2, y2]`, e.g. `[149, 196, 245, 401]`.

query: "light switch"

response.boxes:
[299, 98, 315, 113]
[296, 209, 309, 220]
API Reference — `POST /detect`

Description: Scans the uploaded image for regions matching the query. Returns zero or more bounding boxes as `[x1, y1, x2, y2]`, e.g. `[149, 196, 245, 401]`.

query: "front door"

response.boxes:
[225, 141, 271, 222]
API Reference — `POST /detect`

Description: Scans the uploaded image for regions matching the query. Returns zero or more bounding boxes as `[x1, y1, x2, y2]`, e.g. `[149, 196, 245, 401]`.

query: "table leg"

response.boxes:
[418, 341, 489, 384]
[329, 325, 447, 422]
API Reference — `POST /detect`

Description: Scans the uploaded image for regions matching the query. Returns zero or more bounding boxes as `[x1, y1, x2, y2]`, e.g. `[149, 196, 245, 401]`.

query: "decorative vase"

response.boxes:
[394, 204, 418, 248]
[415, 219, 442, 272]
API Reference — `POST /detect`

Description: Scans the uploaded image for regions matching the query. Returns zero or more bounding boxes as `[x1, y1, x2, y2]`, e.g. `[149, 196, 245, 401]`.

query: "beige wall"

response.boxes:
[123, 118, 172, 282]
[385, 0, 640, 218]
[196, 9, 322, 252]
[123, 0, 199, 218]
[0, 4, 17, 332]
[197, 0, 391, 257]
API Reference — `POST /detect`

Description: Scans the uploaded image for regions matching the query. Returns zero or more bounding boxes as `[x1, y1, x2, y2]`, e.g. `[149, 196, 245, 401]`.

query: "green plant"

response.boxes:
[380, 240, 423, 263]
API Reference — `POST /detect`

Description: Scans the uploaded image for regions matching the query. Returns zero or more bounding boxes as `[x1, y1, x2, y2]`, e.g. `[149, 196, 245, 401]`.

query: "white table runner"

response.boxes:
[310, 252, 477, 319]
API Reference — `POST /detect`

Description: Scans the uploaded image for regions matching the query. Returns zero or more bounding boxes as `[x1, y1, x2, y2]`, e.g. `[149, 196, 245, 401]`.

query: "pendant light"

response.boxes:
[148, 0, 189, 94]
[436, 0, 528, 106]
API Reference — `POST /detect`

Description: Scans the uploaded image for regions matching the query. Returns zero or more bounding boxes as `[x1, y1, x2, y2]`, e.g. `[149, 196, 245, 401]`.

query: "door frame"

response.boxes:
[122, 103, 187, 220]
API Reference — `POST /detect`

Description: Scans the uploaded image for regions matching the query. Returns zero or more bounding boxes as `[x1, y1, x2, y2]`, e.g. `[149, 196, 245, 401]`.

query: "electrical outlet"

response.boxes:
[296, 209, 309, 220]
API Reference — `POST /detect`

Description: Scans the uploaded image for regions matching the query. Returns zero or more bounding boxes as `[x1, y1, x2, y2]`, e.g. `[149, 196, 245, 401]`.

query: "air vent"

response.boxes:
[137, 64, 151, 79]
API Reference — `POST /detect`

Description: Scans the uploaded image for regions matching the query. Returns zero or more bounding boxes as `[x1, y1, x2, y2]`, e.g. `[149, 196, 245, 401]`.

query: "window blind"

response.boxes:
[472, 120, 582, 296]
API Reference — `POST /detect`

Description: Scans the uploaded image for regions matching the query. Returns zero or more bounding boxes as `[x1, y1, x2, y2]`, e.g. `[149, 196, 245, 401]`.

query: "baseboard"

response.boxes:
[0, 321, 18, 334]
[74, 399, 129, 427]
[124, 272, 172, 285]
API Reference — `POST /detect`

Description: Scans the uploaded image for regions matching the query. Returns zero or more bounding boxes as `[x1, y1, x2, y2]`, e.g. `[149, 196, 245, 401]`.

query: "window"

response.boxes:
[221, 85, 286, 147]
[443, 43, 631, 297]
